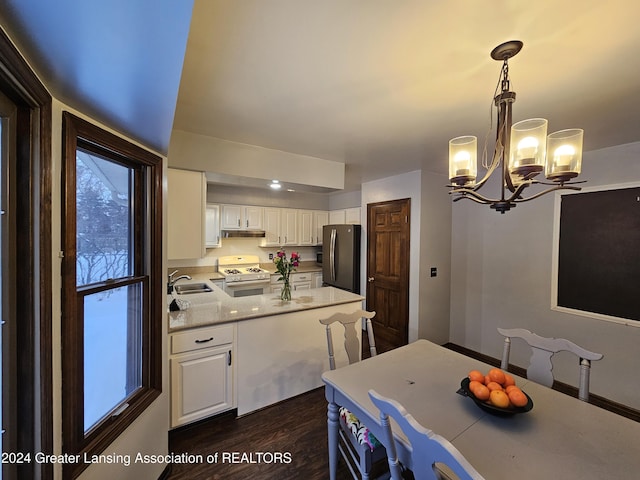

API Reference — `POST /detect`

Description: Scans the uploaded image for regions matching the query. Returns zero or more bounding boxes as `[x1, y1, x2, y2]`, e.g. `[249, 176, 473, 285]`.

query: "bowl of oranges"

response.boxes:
[459, 368, 533, 416]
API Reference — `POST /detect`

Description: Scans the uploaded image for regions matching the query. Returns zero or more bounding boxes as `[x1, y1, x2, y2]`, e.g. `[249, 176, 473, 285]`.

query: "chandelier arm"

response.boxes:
[452, 194, 493, 205]
[449, 188, 500, 204]
[511, 184, 582, 203]
[531, 179, 587, 187]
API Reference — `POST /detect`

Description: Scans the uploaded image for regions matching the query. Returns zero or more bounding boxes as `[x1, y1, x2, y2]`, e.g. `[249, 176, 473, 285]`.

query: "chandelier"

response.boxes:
[448, 40, 585, 213]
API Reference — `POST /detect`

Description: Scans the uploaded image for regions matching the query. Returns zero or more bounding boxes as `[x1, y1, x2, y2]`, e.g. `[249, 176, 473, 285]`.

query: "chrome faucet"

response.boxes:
[167, 270, 192, 294]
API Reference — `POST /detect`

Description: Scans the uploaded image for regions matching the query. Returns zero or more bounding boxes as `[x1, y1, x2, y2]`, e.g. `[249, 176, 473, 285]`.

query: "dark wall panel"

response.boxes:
[558, 187, 640, 321]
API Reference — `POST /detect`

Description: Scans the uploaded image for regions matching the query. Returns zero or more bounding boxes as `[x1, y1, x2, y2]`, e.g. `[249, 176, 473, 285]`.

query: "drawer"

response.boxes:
[292, 273, 311, 283]
[171, 324, 234, 355]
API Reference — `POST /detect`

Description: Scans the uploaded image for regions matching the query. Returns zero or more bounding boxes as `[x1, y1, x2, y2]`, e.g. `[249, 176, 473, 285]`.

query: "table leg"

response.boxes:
[327, 400, 340, 480]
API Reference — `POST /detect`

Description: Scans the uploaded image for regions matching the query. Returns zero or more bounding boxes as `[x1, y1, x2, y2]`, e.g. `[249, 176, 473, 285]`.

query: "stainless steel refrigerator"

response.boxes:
[322, 224, 361, 293]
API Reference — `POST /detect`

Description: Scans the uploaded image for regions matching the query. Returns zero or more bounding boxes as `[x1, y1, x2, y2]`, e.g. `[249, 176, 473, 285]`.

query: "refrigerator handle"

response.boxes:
[330, 228, 337, 282]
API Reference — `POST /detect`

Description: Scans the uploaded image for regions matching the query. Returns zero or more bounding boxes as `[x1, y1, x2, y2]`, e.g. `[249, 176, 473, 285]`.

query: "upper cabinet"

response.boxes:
[299, 210, 329, 246]
[167, 168, 206, 259]
[263, 207, 297, 246]
[313, 211, 329, 245]
[221, 205, 264, 230]
[205, 204, 221, 248]
[328, 207, 361, 225]
[345, 207, 361, 224]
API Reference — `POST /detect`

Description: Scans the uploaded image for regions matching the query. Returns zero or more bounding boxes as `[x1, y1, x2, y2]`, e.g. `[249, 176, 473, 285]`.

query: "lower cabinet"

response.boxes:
[170, 323, 235, 428]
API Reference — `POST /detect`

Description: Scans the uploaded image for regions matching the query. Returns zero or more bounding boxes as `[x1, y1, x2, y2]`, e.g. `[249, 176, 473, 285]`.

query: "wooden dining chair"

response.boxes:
[497, 327, 603, 402]
[368, 389, 485, 480]
[320, 310, 386, 480]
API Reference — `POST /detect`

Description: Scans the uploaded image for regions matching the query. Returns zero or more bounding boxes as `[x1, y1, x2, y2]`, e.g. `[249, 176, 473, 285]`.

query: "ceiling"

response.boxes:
[3, 0, 640, 193]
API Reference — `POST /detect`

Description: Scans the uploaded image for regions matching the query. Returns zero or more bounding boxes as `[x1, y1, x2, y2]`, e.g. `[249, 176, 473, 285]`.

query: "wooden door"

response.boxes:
[366, 199, 410, 353]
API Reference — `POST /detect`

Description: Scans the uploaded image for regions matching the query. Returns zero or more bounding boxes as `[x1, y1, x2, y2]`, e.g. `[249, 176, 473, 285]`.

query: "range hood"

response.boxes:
[222, 230, 266, 238]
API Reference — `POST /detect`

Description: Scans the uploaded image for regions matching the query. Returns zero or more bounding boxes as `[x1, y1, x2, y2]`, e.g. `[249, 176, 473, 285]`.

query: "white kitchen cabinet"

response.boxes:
[221, 204, 263, 230]
[345, 207, 361, 224]
[329, 209, 346, 224]
[262, 207, 298, 246]
[328, 207, 361, 225]
[281, 209, 298, 245]
[298, 210, 315, 246]
[167, 168, 206, 259]
[314, 211, 329, 245]
[263, 207, 281, 246]
[170, 324, 235, 428]
[271, 272, 314, 291]
[205, 204, 221, 248]
[313, 272, 323, 288]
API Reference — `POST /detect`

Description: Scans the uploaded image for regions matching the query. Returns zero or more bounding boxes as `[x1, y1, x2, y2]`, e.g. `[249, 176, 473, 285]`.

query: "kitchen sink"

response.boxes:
[175, 283, 213, 295]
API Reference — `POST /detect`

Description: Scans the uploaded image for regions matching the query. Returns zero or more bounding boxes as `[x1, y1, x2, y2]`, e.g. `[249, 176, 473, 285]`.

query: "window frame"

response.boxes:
[61, 112, 162, 479]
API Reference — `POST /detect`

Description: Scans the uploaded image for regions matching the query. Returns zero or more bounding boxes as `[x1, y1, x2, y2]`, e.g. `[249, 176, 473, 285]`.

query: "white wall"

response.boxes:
[418, 171, 452, 344]
[361, 171, 421, 343]
[169, 129, 345, 190]
[51, 100, 169, 480]
[450, 141, 640, 409]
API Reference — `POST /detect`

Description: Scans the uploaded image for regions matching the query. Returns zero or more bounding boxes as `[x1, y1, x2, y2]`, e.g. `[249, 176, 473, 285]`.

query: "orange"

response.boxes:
[503, 373, 516, 387]
[505, 385, 520, 394]
[488, 368, 506, 385]
[468, 370, 485, 384]
[484, 375, 492, 386]
[508, 388, 529, 407]
[486, 381, 503, 392]
[489, 389, 511, 408]
[473, 384, 490, 401]
[468, 380, 483, 393]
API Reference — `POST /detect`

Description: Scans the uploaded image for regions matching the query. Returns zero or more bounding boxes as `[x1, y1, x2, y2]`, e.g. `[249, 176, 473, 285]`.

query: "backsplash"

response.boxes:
[167, 237, 320, 270]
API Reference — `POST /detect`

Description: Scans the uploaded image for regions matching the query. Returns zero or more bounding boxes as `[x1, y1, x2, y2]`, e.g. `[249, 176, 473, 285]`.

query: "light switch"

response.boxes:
[430, 267, 437, 277]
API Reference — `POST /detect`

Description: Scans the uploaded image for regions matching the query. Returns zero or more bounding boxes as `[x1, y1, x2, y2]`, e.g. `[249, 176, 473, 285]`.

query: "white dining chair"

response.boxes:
[497, 327, 603, 402]
[320, 310, 386, 480]
[368, 389, 485, 480]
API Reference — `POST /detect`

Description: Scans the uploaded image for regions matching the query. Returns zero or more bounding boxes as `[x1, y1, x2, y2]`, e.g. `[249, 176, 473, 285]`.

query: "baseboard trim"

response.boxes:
[442, 342, 640, 423]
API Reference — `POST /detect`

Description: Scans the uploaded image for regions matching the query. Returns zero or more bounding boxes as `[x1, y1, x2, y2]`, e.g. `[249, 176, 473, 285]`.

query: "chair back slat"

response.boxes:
[320, 310, 376, 369]
[369, 390, 486, 480]
[497, 327, 603, 401]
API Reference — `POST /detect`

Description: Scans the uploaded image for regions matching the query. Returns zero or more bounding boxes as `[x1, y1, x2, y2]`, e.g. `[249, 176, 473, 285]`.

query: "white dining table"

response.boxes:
[322, 339, 640, 480]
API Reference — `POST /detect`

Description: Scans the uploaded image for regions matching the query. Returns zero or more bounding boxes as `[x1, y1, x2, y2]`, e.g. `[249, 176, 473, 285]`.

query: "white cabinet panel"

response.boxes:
[221, 204, 243, 229]
[329, 209, 345, 224]
[263, 208, 298, 246]
[244, 206, 264, 230]
[314, 211, 329, 245]
[345, 207, 361, 224]
[170, 323, 236, 428]
[205, 204, 221, 248]
[281, 209, 298, 245]
[263, 207, 281, 246]
[298, 210, 314, 246]
[221, 204, 264, 230]
[170, 346, 232, 427]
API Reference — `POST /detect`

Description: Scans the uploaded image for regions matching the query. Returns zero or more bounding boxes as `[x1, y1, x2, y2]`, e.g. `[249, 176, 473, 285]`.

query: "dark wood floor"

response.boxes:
[167, 387, 353, 480]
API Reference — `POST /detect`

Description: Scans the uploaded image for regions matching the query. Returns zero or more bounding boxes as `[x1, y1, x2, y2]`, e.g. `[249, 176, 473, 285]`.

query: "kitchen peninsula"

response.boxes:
[168, 280, 364, 426]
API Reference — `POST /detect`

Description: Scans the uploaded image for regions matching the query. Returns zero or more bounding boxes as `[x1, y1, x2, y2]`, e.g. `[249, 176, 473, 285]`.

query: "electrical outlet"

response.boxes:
[430, 267, 437, 277]
[269, 253, 274, 260]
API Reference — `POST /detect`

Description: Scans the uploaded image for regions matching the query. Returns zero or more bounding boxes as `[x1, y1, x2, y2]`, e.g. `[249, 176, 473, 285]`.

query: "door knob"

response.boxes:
[368, 277, 375, 282]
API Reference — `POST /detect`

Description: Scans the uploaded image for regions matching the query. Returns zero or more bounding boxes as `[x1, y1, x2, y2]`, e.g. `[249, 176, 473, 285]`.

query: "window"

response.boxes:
[61, 112, 162, 478]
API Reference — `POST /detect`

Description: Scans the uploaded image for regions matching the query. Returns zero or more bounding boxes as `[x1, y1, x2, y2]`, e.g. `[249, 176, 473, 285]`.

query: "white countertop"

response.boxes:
[168, 277, 363, 332]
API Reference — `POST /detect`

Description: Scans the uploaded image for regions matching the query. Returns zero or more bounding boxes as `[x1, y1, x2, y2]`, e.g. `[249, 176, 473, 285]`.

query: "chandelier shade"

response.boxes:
[448, 41, 585, 213]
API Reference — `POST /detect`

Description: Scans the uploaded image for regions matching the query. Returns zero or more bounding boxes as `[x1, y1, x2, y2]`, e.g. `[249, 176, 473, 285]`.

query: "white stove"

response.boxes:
[218, 255, 271, 297]
[218, 255, 270, 282]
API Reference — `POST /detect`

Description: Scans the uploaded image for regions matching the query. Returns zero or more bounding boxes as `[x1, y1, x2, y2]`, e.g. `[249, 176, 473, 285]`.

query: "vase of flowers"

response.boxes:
[274, 248, 300, 302]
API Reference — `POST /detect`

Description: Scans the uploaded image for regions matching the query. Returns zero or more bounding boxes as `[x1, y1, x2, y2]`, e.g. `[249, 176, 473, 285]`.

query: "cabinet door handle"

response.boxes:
[195, 337, 214, 344]
[227, 350, 232, 366]
[246, 219, 248, 228]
